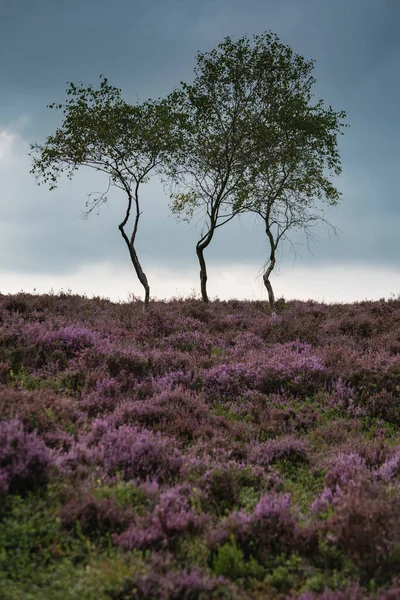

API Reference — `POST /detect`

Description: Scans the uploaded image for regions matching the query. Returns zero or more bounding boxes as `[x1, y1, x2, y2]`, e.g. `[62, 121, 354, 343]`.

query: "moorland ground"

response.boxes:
[1, 291, 400, 599]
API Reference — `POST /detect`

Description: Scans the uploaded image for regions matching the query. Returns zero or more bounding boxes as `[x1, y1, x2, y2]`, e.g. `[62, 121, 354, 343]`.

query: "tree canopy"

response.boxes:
[30, 76, 182, 309]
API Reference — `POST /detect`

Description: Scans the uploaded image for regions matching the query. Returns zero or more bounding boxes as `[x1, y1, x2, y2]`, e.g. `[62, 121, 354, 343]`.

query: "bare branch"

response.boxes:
[80, 176, 112, 219]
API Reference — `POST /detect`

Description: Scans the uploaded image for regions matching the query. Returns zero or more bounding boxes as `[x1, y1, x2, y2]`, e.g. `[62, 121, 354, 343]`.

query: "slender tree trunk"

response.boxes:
[263, 224, 277, 316]
[127, 241, 150, 311]
[196, 243, 209, 303]
[118, 225, 150, 311]
[196, 223, 217, 303]
[263, 263, 276, 315]
[193, 165, 233, 303]
[117, 183, 151, 311]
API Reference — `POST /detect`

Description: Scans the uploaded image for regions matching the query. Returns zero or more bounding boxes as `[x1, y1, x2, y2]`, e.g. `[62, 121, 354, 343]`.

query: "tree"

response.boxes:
[165, 32, 347, 307]
[30, 76, 181, 310]
[238, 38, 348, 313]
[164, 37, 264, 303]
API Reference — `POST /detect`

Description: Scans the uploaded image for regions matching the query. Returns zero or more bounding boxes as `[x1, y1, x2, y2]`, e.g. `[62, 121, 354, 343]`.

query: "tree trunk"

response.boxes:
[196, 244, 209, 303]
[263, 269, 276, 316]
[142, 276, 150, 312]
[128, 242, 150, 311]
[264, 224, 277, 316]
[118, 225, 150, 311]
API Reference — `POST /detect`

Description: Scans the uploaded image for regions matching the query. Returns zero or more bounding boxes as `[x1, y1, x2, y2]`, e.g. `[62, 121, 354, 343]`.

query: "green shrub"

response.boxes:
[212, 535, 264, 582]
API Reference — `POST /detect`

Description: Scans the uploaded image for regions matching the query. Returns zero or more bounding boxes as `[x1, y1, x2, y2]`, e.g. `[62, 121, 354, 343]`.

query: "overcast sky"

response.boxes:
[1, 0, 399, 304]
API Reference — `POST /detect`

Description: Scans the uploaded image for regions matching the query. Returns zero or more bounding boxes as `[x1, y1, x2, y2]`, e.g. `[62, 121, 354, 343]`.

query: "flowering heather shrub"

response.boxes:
[111, 387, 213, 442]
[55, 439, 99, 480]
[210, 414, 253, 445]
[376, 329, 400, 356]
[0, 304, 32, 332]
[0, 384, 84, 435]
[361, 390, 400, 424]
[114, 482, 208, 551]
[327, 478, 400, 580]
[21, 322, 98, 370]
[251, 341, 327, 395]
[0, 323, 45, 372]
[311, 452, 370, 514]
[242, 391, 297, 436]
[155, 482, 208, 535]
[376, 579, 400, 600]
[328, 378, 363, 415]
[202, 464, 265, 515]
[78, 377, 121, 417]
[375, 447, 400, 481]
[338, 314, 375, 340]
[182, 432, 250, 475]
[244, 394, 316, 437]
[105, 347, 150, 378]
[149, 347, 198, 377]
[202, 362, 262, 400]
[151, 369, 195, 391]
[310, 486, 335, 515]
[85, 421, 183, 483]
[42, 429, 76, 452]
[211, 312, 250, 333]
[297, 583, 367, 599]
[92, 376, 120, 397]
[66, 343, 111, 375]
[230, 331, 264, 355]
[322, 340, 399, 380]
[284, 303, 327, 339]
[249, 436, 310, 467]
[322, 340, 361, 378]
[133, 309, 176, 344]
[324, 452, 369, 491]
[113, 515, 165, 551]
[345, 438, 390, 470]
[0, 418, 53, 495]
[293, 404, 320, 433]
[161, 329, 213, 354]
[164, 569, 231, 600]
[210, 493, 300, 563]
[311, 417, 362, 450]
[40, 325, 98, 353]
[248, 493, 301, 560]
[175, 315, 209, 332]
[134, 478, 161, 501]
[125, 564, 233, 600]
[2, 294, 31, 315]
[59, 493, 133, 539]
[349, 361, 400, 400]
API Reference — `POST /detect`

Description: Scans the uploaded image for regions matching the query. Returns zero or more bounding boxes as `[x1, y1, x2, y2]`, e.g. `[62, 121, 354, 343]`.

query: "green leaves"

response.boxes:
[30, 75, 182, 196]
[165, 30, 348, 230]
[169, 191, 199, 223]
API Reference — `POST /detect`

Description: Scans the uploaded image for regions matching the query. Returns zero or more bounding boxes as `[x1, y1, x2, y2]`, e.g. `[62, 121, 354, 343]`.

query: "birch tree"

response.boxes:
[241, 52, 348, 313]
[30, 76, 181, 310]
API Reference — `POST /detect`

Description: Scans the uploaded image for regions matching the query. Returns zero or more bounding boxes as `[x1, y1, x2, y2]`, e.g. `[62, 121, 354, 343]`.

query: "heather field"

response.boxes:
[1, 291, 400, 599]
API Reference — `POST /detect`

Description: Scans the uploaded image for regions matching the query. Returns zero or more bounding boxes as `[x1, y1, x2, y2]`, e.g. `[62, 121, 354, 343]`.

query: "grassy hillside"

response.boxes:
[0, 291, 400, 599]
